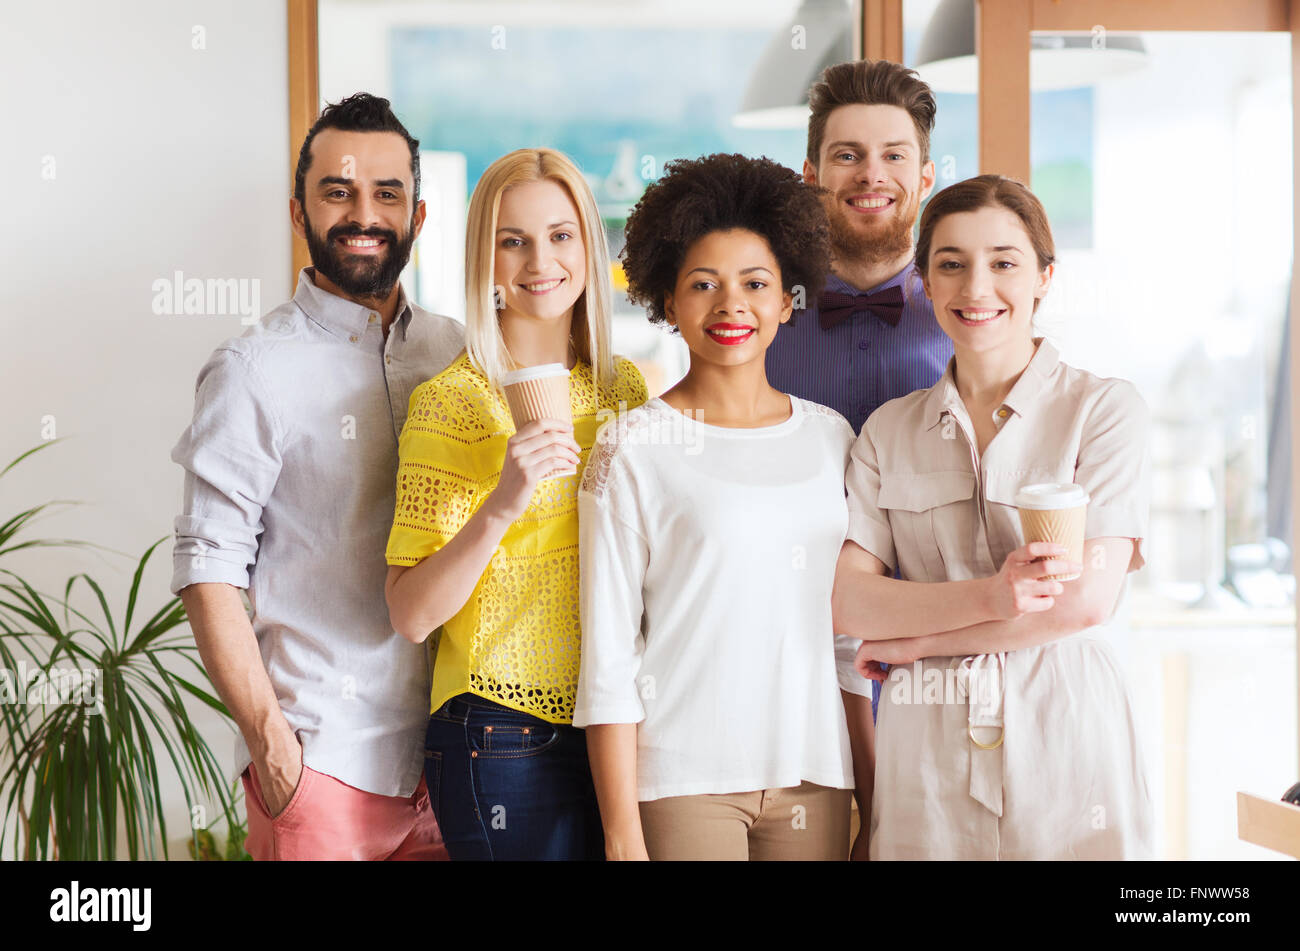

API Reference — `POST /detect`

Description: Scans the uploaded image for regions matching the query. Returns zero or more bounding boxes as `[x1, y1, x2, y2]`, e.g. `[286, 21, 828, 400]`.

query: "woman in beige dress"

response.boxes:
[832, 174, 1154, 859]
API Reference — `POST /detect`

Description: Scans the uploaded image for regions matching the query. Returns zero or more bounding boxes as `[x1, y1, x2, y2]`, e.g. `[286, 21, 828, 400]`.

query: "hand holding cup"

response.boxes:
[987, 542, 1076, 619]
[489, 419, 581, 523]
[488, 363, 581, 523]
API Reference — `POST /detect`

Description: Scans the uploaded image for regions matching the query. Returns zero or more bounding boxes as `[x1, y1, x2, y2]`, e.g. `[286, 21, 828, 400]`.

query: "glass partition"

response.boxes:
[906, 0, 1297, 859]
[320, 0, 860, 396]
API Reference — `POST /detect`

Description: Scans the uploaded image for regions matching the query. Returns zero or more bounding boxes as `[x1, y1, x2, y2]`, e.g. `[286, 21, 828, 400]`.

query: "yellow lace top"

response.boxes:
[386, 350, 649, 723]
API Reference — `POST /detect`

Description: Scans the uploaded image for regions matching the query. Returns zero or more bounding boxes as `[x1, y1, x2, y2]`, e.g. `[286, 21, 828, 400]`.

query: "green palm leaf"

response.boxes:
[0, 444, 242, 860]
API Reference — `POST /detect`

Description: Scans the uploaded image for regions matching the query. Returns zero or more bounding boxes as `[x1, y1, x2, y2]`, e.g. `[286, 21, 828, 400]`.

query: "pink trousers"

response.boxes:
[242, 762, 448, 861]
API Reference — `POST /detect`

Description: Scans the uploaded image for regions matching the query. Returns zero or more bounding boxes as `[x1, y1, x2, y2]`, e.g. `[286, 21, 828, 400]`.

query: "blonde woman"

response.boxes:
[385, 149, 648, 860]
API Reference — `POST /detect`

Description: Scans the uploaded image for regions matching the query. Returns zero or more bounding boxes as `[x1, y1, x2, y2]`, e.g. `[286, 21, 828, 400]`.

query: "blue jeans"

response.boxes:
[424, 693, 604, 861]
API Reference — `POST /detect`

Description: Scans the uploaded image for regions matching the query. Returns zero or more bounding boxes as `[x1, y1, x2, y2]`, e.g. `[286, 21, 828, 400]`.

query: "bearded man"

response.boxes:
[170, 93, 463, 860]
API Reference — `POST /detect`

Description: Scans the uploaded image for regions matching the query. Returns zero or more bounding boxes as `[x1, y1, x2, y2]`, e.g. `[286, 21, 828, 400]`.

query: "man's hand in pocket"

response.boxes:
[255, 728, 304, 818]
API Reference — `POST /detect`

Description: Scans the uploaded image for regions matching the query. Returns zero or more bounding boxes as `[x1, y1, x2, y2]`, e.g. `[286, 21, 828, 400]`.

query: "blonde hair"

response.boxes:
[464, 148, 616, 395]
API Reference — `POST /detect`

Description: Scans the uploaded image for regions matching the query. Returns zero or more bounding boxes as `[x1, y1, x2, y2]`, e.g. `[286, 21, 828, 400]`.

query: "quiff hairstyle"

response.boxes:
[806, 60, 937, 168]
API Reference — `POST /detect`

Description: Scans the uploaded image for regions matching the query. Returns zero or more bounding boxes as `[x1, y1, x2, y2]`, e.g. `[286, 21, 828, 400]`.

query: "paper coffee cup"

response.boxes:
[501, 363, 575, 477]
[1014, 483, 1090, 581]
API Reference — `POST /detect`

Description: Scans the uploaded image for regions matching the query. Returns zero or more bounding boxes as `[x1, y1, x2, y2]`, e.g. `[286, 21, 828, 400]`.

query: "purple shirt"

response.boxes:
[766, 262, 954, 435]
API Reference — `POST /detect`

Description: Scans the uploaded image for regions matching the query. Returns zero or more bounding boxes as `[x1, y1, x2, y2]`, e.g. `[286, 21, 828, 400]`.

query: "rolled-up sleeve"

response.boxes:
[170, 347, 284, 594]
[844, 419, 896, 573]
[834, 634, 872, 697]
[1075, 381, 1151, 572]
[573, 444, 649, 727]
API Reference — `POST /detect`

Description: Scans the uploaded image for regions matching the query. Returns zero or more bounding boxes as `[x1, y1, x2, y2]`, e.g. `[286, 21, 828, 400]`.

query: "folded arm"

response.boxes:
[854, 537, 1134, 672]
[831, 537, 1076, 642]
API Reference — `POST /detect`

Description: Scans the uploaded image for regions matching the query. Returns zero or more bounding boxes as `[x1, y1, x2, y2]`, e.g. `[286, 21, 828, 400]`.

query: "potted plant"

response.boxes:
[0, 442, 244, 860]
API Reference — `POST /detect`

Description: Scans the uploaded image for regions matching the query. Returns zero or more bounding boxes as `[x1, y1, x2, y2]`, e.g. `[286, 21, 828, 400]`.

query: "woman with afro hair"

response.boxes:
[572, 153, 857, 860]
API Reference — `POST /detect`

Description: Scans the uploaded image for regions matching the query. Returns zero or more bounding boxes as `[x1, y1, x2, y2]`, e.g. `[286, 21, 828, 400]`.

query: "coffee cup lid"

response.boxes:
[1014, 482, 1090, 509]
[501, 363, 570, 386]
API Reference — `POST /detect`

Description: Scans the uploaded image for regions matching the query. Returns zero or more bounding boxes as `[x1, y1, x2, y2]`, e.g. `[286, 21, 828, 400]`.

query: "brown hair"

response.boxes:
[915, 174, 1056, 311]
[806, 60, 936, 168]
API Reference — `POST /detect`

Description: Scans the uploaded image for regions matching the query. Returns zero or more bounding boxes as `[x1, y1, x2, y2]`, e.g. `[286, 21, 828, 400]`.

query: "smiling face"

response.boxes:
[291, 128, 424, 301]
[493, 180, 587, 325]
[921, 205, 1053, 355]
[664, 228, 793, 369]
[805, 103, 935, 265]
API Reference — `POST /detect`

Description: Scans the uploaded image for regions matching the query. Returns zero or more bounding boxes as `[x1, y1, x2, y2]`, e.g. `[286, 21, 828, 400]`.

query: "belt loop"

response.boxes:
[447, 696, 471, 722]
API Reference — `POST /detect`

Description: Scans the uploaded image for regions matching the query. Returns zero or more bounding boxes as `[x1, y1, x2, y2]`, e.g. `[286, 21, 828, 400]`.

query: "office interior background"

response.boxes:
[1, 0, 1297, 860]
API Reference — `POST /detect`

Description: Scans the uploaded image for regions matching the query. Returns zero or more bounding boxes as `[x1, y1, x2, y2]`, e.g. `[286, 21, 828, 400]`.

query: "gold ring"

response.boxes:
[968, 724, 1004, 750]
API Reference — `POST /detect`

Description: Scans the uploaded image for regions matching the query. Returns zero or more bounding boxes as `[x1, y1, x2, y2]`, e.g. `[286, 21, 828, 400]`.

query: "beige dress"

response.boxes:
[846, 338, 1155, 859]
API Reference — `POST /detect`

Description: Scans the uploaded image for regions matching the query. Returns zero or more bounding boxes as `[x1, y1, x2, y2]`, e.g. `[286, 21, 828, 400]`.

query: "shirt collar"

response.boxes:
[1001, 336, 1060, 415]
[824, 259, 917, 297]
[292, 267, 414, 341]
[923, 336, 1060, 430]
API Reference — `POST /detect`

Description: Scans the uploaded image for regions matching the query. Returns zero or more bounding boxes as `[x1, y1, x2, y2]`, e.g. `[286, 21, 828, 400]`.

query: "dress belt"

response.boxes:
[949, 652, 1007, 816]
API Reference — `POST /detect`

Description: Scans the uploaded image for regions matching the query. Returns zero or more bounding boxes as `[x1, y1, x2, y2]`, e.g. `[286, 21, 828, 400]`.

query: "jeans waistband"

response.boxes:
[437, 691, 545, 722]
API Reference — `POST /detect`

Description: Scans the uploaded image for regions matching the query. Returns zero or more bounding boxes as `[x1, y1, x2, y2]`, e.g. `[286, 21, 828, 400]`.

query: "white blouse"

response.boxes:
[573, 396, 855, 802]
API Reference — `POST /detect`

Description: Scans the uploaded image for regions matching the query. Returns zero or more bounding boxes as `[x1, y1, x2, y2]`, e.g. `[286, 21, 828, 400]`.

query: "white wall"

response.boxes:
[0, 0, 290, 857]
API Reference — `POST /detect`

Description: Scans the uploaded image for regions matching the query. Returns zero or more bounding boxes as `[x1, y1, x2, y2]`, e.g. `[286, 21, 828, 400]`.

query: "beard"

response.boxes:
[824, 186, 921, 268]
[303, 210, 416, 300]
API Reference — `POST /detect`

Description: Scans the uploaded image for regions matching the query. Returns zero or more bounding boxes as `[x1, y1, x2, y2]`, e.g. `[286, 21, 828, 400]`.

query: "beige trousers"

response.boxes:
[639, 781, 852, 861]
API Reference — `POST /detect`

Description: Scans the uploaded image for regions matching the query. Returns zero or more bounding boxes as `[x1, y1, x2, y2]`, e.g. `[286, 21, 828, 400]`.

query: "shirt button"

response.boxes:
[349, 335, 358, 343]
[858, 340, 870, 350]
[857, 403, 868, 415]
[368, 313, 378, 323]
[385, 355, 392, 364]
[996, 408, 1009, 419]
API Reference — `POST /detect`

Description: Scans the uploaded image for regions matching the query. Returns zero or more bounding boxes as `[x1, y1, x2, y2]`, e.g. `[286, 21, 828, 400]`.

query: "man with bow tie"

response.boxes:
[765, 59, 952, 860]
[767, 59, 951, 435]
